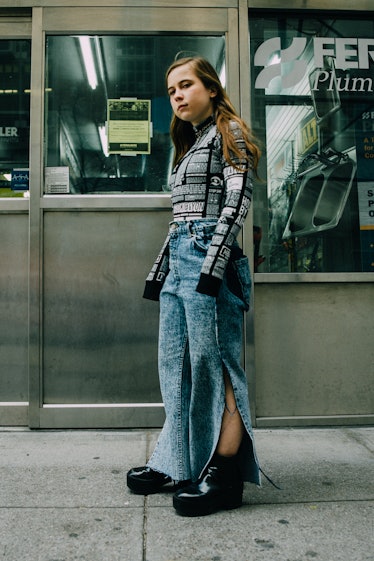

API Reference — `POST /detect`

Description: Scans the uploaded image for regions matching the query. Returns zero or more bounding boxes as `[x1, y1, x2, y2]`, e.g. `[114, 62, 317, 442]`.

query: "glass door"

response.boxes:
[0, 13, 31, 426]
[44, 35, 225, 195]
[28, 5, 242, 428]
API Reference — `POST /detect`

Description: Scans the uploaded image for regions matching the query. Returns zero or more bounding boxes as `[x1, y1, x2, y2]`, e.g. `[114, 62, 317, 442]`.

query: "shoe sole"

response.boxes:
[173, 491, 243, 517]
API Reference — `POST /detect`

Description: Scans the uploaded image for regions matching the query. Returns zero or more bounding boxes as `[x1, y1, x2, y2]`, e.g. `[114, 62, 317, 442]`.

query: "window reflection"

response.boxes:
[0, 40, 30, 198]
[44, 35, 225, 194]
[250, 14, 374, 273]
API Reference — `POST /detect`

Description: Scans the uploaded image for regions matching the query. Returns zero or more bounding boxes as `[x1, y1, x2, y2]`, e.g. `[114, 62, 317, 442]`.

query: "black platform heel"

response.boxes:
[173, 453, 243, 517]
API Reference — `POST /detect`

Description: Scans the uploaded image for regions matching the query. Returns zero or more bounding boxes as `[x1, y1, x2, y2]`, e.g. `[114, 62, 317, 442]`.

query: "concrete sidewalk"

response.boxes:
[0, 427, 373, 561]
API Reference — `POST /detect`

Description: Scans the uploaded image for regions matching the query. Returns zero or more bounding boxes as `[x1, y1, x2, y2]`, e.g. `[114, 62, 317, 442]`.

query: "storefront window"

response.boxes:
[249, 13, 374, 273]
[0, 40, 30, 198]
[44, 35, 225, 194]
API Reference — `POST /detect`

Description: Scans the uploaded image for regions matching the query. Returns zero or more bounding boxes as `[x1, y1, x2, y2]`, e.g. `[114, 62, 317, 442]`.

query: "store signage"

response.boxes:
[298, 115, 318, 155]
[0, 126, 18, 137]
[355, 112, 374, 271]
[254, 37, 374, 91]
[11, 168, 29, 191]
[365, 186, 374, 216]
[0, 121, 29, 162]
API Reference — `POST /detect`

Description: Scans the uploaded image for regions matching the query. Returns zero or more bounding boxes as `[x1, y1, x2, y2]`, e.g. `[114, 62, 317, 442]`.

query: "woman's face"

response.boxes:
[167, 63, 216, 126]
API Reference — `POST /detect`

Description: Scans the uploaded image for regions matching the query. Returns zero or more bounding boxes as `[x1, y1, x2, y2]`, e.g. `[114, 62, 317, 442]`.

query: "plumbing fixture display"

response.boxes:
[250, 13, 374, 272]
[282, 147, 357, 239]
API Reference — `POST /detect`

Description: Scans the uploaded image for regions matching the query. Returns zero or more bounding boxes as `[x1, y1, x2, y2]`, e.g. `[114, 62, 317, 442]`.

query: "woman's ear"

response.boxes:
[209, 87, 218, 99]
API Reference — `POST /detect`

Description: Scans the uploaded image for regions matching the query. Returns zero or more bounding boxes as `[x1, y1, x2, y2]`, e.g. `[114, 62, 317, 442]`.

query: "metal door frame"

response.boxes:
[28, 3, 252, 428]
[0, 15, 32, 426]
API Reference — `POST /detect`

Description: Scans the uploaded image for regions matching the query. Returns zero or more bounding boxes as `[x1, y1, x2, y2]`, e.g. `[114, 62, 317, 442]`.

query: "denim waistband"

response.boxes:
[169, 220, 217, 236]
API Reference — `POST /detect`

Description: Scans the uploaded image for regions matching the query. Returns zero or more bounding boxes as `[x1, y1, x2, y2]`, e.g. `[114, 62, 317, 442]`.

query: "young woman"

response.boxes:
[127, 56, 261, 517]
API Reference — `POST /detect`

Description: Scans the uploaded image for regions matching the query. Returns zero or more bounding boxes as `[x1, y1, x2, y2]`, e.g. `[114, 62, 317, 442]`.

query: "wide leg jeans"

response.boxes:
[147, 220, 260, 485]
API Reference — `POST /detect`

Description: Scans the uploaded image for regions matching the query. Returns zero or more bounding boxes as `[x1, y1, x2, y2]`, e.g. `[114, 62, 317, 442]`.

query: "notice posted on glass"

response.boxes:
[45, 167, 70, 194]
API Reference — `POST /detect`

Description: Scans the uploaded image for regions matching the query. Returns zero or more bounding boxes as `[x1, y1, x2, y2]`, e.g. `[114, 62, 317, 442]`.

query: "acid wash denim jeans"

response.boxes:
[147, 220, 260, 486]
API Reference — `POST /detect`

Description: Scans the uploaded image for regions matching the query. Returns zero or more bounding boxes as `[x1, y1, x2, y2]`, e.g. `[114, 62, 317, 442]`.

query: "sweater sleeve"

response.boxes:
[143, 233, 170, 301]
[196, 122, 253, 297]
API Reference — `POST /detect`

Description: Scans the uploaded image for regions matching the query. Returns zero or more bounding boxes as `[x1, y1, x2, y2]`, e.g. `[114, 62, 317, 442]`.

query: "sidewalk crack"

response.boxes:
[142, 495, 148, 561]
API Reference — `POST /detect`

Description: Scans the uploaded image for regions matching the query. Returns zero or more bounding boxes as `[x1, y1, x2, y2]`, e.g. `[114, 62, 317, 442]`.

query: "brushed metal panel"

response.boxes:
[28, 6, 44, 428]
[41, 194, 172, 211]
[248, 0, 373, 9]
[0, 0, 236, 6]
[0, 22, 31, 36]
[0, 214, 29, 402]
[39, 405, 165, 429]
[254, 283, 374, 418]
[0, 405, 28, 426]
[42, 210, 171, 405]
[256, 414, 374, 427]
[0, 200, 29, 212]
[255, 273, 374, 283]
[43, 7, 228, 32]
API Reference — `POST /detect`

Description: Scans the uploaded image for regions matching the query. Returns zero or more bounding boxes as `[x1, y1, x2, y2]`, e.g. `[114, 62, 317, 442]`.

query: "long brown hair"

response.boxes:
[166, 56, 260, 171]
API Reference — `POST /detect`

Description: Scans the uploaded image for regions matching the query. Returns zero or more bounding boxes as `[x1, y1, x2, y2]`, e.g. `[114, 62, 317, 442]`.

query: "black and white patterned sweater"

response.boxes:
[143, 115, 254, 300]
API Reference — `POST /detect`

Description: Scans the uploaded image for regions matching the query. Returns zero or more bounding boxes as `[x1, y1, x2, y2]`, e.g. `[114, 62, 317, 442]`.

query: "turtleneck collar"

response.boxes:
[193, 114, 215, 138]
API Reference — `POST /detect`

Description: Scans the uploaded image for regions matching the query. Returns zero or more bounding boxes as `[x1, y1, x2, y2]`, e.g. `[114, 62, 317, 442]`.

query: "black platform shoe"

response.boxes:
[127, 466, 173, 495]
[127, 466, 190, 495]
[173, 453, 243, 517]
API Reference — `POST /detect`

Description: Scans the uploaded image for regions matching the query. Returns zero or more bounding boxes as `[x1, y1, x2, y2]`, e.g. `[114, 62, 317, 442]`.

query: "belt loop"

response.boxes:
[187, 221, 193, 237]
